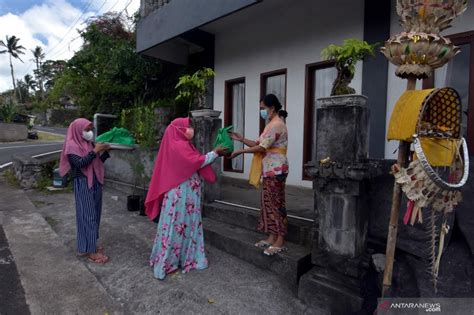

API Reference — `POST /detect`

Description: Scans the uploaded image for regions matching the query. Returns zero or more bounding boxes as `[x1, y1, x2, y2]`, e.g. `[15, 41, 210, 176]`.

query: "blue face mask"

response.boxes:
[260, 109, 269, 120]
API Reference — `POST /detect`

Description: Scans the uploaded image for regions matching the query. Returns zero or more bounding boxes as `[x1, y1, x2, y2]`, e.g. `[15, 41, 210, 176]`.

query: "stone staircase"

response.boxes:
[202, 179, 315, 285]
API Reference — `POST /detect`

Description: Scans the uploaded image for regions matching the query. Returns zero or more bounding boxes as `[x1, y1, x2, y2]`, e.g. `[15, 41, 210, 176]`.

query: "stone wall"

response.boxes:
[103, 148, 158, 194]
[0, 122, 28, 142]
[11, 154, 60, 189]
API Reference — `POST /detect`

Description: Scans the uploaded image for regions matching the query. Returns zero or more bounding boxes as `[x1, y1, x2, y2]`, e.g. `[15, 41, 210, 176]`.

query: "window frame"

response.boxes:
[224, 77, 246, 173]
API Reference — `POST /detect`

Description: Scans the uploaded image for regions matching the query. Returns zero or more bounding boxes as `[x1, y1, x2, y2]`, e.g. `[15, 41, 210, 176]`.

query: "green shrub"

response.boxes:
[0, 100, 15, 123]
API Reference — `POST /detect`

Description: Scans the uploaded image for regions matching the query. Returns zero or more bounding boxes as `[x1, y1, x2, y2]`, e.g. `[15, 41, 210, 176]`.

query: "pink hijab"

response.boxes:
[145, 117, 216, 220]
[59, 118, 105, 189]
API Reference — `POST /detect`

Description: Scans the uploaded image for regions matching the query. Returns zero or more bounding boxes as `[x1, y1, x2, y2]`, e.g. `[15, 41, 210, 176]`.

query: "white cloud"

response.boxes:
[0, 0, 140, 92]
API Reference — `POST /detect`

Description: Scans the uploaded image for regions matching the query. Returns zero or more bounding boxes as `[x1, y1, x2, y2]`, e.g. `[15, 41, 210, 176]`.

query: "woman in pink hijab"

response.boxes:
[146, 117, 226, 279]
[59, 118, 111, 264]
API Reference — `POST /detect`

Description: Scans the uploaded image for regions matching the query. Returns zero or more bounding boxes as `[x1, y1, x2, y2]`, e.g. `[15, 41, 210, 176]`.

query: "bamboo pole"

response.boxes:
[382, 76, 417, 296]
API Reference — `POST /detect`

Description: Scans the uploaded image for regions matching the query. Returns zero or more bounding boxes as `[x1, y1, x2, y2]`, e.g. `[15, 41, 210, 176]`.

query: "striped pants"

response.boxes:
[73, 176, 103, 254]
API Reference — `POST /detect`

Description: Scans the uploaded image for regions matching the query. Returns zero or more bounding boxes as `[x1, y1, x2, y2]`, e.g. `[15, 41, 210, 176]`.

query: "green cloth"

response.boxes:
[95, 127, 136, 145]
[213, 125, 234, 154]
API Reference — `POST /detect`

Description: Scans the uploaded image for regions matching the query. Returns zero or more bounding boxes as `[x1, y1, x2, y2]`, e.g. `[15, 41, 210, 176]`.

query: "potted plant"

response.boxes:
[321, 39, 377, 96]
[175, 67, 219, 117]
[127, 153, 146, 212]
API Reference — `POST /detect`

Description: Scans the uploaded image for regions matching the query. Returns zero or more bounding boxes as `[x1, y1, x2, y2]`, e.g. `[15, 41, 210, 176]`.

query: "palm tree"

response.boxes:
[0, 35, 26, 100]
[24, 74, 37, 94]
[31, 46, 45, 95]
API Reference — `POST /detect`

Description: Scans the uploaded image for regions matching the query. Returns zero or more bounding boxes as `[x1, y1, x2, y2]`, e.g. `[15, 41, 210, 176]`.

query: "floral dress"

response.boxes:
[149, 151, 218, 280]
[256, 119, 289, 236]
[257, 119, 289, 178]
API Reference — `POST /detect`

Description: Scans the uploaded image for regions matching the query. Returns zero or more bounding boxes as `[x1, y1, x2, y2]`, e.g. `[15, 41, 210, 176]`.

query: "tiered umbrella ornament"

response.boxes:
[381, 0, 468, 294]
[382, 0, 467, 79]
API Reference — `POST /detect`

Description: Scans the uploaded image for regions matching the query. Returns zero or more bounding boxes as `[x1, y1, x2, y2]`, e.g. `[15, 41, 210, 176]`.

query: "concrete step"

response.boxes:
[0, 178, 123, 314]
[202, 217, 313, 285]
[220, 176, 315, 219]
[203, 201, 314, 248]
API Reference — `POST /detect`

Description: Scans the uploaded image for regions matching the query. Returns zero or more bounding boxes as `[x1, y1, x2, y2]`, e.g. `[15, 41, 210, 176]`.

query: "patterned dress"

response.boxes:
[150, 151, 218, 279]
[256, 119, 289, 237]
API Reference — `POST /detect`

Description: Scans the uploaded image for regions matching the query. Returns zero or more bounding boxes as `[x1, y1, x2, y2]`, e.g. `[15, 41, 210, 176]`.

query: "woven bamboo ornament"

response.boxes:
[382, 0, 469, 295]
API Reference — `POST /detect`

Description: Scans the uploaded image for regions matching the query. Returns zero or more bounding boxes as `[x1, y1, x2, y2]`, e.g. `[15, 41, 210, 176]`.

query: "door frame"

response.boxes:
[302, 60, 336, 180]
[259, 68, 287, 134]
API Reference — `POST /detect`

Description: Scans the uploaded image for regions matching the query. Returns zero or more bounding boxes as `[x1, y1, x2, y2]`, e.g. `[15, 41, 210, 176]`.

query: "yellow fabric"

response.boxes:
[387, 89, 434, 142]
[414, 137, 458, 167]
[249, 147, 287, 188]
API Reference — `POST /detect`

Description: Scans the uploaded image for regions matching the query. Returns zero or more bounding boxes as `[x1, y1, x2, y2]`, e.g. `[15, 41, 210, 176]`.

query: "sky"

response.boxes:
[0, 0, 140, 92]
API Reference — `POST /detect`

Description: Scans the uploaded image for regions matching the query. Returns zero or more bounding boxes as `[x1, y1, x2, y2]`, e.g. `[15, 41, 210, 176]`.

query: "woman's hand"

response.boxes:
[229, 132, 243, 142]
[94, 142, 110, 153]
[229, 150, 243, 159]
[214, 145, 229, 157]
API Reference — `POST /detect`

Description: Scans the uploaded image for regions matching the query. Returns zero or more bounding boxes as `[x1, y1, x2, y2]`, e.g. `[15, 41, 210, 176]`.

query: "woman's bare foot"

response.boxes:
[272, 235, 285, 248]
[264, 234, 276, 245]
[88, 252, 109, 264]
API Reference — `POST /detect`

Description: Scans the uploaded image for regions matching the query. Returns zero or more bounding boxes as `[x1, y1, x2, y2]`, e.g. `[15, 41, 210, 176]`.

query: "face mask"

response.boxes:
[260, 109, 269, 120]
[82, 130, 94, 142]
[184, 128, 194, 140]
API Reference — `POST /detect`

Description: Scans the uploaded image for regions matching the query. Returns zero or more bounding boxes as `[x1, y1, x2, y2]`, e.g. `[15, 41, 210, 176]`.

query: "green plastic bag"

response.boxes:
[95, 127, 136, 145]
[213, 125, 234, 154]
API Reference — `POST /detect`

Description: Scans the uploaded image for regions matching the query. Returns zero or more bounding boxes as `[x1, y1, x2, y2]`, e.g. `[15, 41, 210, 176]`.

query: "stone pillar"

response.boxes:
[12, 155, 43, 189]
[299, 95, 379, 314]
[191, 109, 222, 203]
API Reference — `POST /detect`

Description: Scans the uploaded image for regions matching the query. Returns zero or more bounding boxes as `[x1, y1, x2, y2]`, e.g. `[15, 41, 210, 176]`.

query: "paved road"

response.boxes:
[0, 142, 63, 167]
[36, 126, 67, 135]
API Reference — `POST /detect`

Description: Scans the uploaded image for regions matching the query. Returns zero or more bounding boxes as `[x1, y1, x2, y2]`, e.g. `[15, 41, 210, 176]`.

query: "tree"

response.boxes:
[31, 46, 45, 96]
[0, 35, 26, 100]
[39, 60, 66, 91]
[15, 79, 30, 104]
[24, 74, 37, 93]
[49, 12, 176, 117]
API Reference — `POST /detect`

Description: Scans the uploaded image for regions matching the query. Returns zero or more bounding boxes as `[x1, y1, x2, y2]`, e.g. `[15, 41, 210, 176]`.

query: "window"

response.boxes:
[260, 69, 287, 133]
[224, 78, 245, 172]
[303, 61, 337, 179]
[424, 31, 474, 152]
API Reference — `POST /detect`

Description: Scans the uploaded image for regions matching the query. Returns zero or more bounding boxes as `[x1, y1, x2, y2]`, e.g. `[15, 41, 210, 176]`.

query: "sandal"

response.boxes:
[77, 245, 104, 257]
[88, 253, 109, 264]
[254, 240, 271, 248]
[263, 246, 287, 256]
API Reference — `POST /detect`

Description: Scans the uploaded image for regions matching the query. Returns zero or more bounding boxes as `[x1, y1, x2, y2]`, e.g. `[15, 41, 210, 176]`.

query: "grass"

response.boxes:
[3, 169, 20, 188]
[37, 131, 65, 141]
[35, 161, 73, 194]
[35, 173, 73, 194]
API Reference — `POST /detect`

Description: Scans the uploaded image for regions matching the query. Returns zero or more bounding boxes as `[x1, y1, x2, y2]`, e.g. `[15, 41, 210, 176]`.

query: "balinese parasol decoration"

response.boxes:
[381, 0, 468, 296]
[381, 0, 467, 79]
[396, 0, 467, 34]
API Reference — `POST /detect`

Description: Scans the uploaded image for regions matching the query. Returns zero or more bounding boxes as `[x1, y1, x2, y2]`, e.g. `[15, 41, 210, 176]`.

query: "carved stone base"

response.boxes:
[298, 267, 363, 314]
